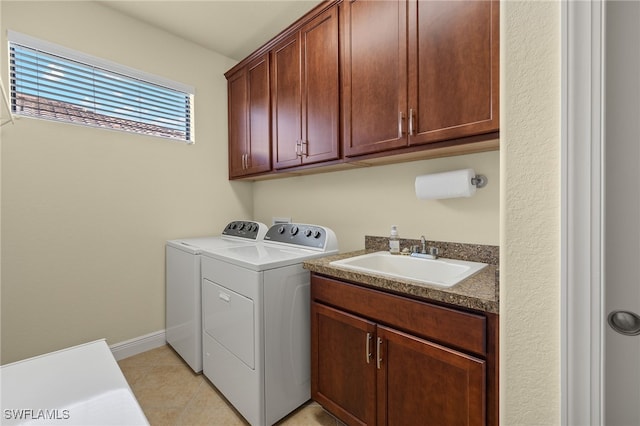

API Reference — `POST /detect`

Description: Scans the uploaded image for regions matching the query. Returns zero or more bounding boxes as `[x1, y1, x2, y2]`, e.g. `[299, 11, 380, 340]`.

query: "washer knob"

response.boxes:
[290, 226, 299, 236]
[313, 230, 322, 238]
[278, 225, 286, 234]
[304, 229, 313, 237]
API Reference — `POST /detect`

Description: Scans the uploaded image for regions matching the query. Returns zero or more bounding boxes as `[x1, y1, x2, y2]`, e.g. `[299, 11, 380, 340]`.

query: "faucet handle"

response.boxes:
[420, 235, 427, 254]
[429, 247, 439, 258]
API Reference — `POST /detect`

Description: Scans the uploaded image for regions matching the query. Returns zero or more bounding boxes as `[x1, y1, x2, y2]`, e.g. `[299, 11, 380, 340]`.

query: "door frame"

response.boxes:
[561, 1, 605, 424]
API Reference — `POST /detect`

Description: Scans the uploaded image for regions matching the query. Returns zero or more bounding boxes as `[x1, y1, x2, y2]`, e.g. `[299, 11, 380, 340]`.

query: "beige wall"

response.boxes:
[501, 1, 561, 424]
[0, 1, 252, 363]
[254, 150, 500, 252]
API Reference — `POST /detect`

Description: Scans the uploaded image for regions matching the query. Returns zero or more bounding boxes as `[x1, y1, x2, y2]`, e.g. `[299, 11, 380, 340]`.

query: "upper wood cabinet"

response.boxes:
[409, 0, 499, 145]
[225, 0, 499, 180]
[227, 54, 271, 178]
[341, 0, 408, 157]
[342, 0, 499, 157]
[271, 6, 340, 169]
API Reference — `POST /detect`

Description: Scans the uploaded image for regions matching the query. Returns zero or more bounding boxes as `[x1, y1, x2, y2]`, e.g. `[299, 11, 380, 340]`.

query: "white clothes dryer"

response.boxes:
[200, 223, 338, 426]
[165, 221, 267, 372]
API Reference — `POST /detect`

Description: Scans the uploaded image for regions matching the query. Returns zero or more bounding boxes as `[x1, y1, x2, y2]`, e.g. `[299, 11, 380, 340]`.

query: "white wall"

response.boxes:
[0, 1, 251, 363]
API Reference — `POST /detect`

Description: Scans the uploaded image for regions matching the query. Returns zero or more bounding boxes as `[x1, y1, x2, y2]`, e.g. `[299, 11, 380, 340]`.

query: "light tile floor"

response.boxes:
[118, 345, 340, 426]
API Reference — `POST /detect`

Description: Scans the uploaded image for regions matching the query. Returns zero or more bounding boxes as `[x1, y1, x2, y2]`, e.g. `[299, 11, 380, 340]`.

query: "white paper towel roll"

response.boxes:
[415, 168, 477, 200]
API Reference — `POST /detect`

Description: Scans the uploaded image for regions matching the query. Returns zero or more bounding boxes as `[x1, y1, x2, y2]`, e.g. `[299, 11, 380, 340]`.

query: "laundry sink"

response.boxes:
[329, 251, 488, 287]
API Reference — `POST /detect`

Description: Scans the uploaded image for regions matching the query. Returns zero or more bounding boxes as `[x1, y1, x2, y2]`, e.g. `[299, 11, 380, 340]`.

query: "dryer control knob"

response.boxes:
[290, 226, 299, 236]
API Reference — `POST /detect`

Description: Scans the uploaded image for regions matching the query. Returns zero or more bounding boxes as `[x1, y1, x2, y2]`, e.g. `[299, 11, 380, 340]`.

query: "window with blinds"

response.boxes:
[8, 31, 194, 143]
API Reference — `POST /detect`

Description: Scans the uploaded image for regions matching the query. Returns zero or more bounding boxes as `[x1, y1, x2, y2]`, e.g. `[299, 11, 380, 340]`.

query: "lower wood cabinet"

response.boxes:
[311, 274, 498, 426]
[314, 303, 376, 425]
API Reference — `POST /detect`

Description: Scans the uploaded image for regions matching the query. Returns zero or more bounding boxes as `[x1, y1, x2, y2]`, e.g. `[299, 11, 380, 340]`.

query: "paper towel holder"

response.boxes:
[471, 174, 488, 189]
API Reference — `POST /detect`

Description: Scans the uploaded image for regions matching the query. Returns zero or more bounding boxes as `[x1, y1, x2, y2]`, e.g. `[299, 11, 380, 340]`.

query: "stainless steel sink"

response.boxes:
[330, 251, 488, 287]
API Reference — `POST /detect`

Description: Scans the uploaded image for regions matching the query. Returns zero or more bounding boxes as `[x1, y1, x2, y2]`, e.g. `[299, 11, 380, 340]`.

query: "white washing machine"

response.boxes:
[165, 221, 267, 372]
[200, 223, 338, 426]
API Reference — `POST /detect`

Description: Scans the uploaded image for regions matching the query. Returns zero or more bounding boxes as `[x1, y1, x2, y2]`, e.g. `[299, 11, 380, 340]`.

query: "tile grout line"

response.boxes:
[173, 379, 206, 426]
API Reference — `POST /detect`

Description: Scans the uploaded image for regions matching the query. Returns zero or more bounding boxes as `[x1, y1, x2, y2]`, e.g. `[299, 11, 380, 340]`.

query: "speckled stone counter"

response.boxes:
[304, 237, 499, 314]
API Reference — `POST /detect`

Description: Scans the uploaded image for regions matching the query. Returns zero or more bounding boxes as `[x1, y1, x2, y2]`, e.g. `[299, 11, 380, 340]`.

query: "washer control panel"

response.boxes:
[264, 223, 333, 249]
[222, 221, 267, 240]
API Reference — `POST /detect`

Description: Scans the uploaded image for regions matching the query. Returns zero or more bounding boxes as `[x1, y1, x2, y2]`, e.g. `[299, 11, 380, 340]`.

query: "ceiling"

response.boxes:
[99, 1, 322, 61]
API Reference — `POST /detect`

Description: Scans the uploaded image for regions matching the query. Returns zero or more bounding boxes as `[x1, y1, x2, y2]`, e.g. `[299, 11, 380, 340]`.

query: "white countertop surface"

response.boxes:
[0, 339, 148, 425]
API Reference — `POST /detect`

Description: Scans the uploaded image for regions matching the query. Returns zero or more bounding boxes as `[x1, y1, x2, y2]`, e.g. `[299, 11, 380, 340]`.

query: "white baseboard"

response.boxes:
[110, 330, 166, 361]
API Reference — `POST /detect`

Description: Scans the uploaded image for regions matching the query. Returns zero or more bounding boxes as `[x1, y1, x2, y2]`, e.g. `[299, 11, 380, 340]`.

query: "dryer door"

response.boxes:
[202, 279, 255, 369]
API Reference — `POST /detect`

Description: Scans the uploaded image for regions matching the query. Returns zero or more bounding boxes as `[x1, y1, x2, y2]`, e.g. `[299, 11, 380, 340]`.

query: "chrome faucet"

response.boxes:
[416, 235, 438, 259]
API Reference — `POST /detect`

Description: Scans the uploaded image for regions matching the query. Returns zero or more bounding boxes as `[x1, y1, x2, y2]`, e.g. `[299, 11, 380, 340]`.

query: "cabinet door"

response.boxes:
[245, 55, 271, 174]
[227, 68, 248, 178]
[300, 6, 340, 165]
[227, 55, 271, 178]
[342, 0, 408, 157]
[377, 325, 486, 426]
[271, 34, 302, 169]
[312, 302, 376, 426]
[408, 0, 499, 145]
[272, 6, 340, 170]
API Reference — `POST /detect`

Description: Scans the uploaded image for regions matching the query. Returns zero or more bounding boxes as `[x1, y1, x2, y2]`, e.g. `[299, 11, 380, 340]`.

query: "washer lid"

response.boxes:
[166, 236, 255, 254]
[166, 221, 268, 254]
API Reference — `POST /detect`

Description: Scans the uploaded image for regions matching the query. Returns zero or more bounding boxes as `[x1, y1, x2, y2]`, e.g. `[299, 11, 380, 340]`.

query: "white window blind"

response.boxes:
[8, 31, 194, 143]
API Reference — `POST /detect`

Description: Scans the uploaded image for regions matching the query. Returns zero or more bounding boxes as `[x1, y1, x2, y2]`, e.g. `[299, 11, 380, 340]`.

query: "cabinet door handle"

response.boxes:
[242, 153, 246, 169]
[365, 332, 372, 364]
[376, 337, 383, 369]
[301, 140, 309, 157]
[295, 140, 301, 157]
[409, 108, 415, 136]
[398, 111, 405, 138]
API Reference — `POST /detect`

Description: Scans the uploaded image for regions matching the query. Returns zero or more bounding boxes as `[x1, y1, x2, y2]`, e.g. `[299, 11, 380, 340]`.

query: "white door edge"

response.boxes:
[561, 1, 605, 425]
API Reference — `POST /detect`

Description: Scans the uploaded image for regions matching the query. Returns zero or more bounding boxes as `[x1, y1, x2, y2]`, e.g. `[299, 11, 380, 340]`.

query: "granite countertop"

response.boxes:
[304, 243, 499, 314]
